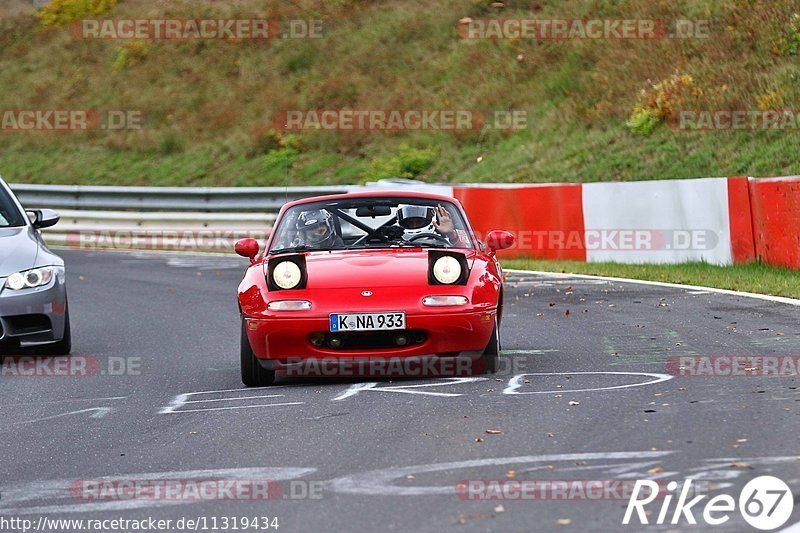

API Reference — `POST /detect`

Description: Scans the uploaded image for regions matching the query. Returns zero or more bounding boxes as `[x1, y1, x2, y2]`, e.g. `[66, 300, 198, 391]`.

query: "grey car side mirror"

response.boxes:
[27, 209, 60, 229]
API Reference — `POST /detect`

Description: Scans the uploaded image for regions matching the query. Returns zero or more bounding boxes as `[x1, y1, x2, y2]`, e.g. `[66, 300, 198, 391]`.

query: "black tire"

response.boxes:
[40, 307, 71, 356]
[480, 316, 500, 374]
[240, 317, 275, 387]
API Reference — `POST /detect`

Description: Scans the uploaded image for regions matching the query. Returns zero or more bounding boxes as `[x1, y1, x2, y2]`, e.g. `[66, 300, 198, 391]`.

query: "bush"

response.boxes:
[263, 147, 299, 172]
[37, 0, 117, 29]
[626, 106, 661, 136]
[775, 13, 800, 56]
[626, 74, 697, 135]
[363, 145, 437, 182]
[112, 42, 151, 71]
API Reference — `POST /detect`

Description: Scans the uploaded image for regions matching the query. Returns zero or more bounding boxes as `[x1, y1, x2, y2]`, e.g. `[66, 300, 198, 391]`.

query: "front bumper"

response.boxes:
[0, 268, 67, 347]
[244, 309, 496, 362]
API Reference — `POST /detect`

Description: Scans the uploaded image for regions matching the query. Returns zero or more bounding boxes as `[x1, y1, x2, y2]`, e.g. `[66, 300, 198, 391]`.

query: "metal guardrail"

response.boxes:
[10, 183, 349, 213]
[7, 180, 451, 252]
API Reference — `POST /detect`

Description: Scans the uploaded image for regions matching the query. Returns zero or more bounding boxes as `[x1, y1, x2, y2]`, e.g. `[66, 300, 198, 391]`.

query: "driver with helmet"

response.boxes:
[396, 204, 467, 247]
[295, 209, 344, 249]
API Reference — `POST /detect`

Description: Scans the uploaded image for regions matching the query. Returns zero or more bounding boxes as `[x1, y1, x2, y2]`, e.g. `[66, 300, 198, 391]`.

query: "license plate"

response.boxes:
[329, 312, 406, 332]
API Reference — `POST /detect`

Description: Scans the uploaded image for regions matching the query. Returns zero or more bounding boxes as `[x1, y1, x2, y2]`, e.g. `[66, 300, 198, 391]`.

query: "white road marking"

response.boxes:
[182, 394, 286, 404]
[328, 451, 673, 496]
[503, 371, 673, 394]
[160, 386, 302, 414]
[506, 269, 800, 307]
[0, 467, 315, 515]
[328, 453, 800, 497]
[0, 396, 126, 407]
[501, 349, 559, 355]
[13, 407, 112, 425]
[332, 377, 487, 401]
[167, 402, 303, 413]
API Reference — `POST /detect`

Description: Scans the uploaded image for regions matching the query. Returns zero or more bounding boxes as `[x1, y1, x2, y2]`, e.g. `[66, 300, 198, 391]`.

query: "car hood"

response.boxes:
[0, 227, 39, 276]
[276, 248, 477, 290]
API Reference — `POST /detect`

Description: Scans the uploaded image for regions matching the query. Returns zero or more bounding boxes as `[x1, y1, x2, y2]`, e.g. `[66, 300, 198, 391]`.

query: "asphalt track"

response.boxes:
[1, 249, 799, 532]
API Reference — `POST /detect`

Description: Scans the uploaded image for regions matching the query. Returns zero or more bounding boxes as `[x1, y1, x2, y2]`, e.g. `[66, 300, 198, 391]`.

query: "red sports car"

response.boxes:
[235, 191, 514, 386]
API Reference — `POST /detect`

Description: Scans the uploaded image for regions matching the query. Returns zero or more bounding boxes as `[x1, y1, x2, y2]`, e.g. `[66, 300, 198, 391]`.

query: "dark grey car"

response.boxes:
[0, 177, 70, 355]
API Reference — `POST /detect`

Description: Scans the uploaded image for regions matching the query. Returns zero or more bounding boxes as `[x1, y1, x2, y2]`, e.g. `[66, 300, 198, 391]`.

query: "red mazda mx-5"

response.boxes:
[235, 191, 514, 386]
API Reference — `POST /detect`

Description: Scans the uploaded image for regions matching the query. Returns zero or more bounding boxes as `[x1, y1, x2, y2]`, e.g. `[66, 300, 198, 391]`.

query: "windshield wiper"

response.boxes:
[268, 245, 321, 255]
[409, 242, 448, 249]
[362, 240, 447, 249]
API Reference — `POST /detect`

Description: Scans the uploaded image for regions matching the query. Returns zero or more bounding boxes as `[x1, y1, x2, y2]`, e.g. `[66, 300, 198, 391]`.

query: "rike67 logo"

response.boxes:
[623, 476, 794, 530]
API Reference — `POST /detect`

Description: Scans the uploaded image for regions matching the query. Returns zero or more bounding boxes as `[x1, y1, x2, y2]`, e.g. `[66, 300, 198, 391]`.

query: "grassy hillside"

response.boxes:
[0, 0, 798, 187]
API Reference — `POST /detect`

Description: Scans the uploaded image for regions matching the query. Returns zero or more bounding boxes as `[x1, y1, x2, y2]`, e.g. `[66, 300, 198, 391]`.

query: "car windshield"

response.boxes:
[0, 185, 26, 227]
[269, 197, 473, 253]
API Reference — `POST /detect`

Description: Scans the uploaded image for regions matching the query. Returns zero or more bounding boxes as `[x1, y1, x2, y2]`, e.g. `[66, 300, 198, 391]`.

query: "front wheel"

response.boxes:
[479, 316, 500, 374]
[240, 317, 275, 387]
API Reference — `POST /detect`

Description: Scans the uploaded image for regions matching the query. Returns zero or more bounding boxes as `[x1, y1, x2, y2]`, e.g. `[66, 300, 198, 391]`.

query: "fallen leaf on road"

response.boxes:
[647, 466, 664, 474]
[475, 437, 484, 443]
[565, 309, 570, 316]
[557, 518, 571, 525]
[736, 438, 748, 443]
[730, 462, 752, 469]
[506, 470, 516, 478]
[485, 429, 502, 435]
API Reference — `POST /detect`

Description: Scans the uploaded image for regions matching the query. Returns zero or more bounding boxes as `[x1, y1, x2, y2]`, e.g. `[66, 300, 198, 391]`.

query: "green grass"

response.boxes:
[502, 259, 800, 299]
[1, 0, 799, 186]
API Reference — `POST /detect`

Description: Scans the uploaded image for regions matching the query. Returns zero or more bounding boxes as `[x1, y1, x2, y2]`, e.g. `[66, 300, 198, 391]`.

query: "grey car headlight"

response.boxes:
[5, 267, 54, 290]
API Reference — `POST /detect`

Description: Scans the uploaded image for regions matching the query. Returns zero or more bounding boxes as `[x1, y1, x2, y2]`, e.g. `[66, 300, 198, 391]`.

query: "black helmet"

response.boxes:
[397, 205, 434, 235]
[296, 209, 337, 247]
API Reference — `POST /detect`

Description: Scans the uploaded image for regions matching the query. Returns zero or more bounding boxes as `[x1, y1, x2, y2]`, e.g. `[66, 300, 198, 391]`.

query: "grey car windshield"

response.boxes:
[0, 186, 25, 227]
[269, 198, 473, 253]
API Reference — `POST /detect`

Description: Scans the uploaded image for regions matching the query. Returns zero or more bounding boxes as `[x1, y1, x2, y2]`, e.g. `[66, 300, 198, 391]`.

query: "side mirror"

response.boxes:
[235, 238, 260, 263]
[27, 209, 60, 230]
[486, 230, 515, 252]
